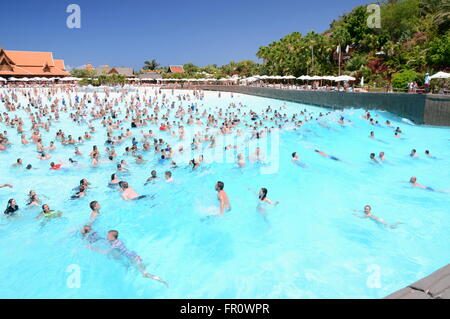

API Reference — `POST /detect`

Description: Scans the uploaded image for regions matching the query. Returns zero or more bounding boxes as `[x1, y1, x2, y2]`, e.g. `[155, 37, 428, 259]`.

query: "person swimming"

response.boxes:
[36, 204, 62, 218]
[370, 153, 380, 164]
[71, 185, 87, 200]
[27, 194, 40, 206]
[407, 176, 448, 193]
[236, 153, 245, 168]
[410, 149, 419, 158]
[87, 230, 169, 286]
[314, 149, 341, 161]
[291, 152, 307, 167]
[50, 161, 63, 170]
[108, 174, 120, 188]
[145, 170, 158, 184]
[4, 198, 19, 216]
[12, 158, 22, 167]
[164, 171, 173, 182]
[256, 187, 279, 217]
[215, 181, 231, 216]
[249, 147, 264, 163]
[88, 201, 101, 223]
[425, 150, 437, 159]
[81, 225, 101, 244]
[73, 179, 91, 192]
[119, 181, 146, 200]
[353, 205, 402, 229]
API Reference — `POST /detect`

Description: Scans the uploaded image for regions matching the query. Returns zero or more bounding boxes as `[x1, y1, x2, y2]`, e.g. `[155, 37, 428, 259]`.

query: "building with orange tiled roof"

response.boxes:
[0, 48, 69, 78]
[167, 65, 185, 73]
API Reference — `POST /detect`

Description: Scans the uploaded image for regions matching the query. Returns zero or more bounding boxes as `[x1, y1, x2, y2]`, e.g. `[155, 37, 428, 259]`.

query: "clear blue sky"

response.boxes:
[1, 0, 370, 70]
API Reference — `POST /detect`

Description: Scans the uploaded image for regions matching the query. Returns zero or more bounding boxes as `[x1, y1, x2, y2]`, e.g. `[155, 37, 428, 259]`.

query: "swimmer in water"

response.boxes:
[108, 174, 120, 187]
[189, 158, 200, 169]
[81, 225, 100, 244]
[164, 171, 173, 182]
[119, 181, 144, 200]
[407, 176, 448, 193]
[255, 187, 279, 218]
[4, 198, 19, 216]
[425, 150, 436, 159]
[145, 170, 158, 183]
[68, 158, 79, 165]
[410, 149, 419, 158]
[37, 152, 52, 160]
[237, 153, 245, 167]
[36, 204, 62, 218]
[89, 201, 101, 223]
[291, 152, 307, 167]
[249, 147, 264, 163]
[50, 161, 63, 170]
[12, 158, 23, 167]
[27, 194, 40, 206]
[370, 153, 380, 164]
[353, 205, 402, 228]
[215, 181, 231, 216]
[87, 230, 169, 286]
[314, 149, 342, 162]
[73, 179, 91, 192]
[74, 147, 83, 156]
[0, 184, 13, 189]
[71, 185, 87, 199]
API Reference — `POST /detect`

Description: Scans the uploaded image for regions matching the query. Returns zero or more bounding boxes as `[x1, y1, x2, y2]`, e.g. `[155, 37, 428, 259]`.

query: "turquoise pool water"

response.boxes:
[0, 87, 449, 298]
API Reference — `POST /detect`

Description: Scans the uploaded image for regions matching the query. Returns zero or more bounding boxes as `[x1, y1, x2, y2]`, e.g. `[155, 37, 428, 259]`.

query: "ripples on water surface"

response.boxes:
[0, 88, 449, 298]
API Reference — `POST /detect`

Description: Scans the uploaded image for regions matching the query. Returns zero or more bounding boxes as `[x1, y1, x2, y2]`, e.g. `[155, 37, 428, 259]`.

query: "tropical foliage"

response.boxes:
[255, 0, 449, 88]
[128, 1, 450, 89]
[71, 68, 127, 86]
[158, 0, 448, 88]
[142, 59, 160, 71]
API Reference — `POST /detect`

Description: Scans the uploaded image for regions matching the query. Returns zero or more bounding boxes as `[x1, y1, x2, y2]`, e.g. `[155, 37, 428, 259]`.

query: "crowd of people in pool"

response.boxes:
[0, 86, 448, 285]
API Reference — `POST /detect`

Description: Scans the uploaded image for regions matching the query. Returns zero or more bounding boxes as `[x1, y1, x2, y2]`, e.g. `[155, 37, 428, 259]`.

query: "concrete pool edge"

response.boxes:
[177, 85, 450, 127]
[385, 264, 450, 299]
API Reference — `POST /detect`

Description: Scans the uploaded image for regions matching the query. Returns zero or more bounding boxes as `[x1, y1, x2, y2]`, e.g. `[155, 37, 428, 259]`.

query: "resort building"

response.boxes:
[138, 70, 162, 81]
[167, 65, 185, 73]
[0, 48, 69, 78]
[91, 64, 135, 77]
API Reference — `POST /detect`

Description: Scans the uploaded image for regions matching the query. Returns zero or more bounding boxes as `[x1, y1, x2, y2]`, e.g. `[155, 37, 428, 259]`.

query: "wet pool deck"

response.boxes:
[385, 264, 450, 299]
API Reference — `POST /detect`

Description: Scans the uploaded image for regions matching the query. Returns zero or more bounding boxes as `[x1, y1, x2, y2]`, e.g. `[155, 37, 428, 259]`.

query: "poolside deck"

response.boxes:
[385, 264, 450, 299]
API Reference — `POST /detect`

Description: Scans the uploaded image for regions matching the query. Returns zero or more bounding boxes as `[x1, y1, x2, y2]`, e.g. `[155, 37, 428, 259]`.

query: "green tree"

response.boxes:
[380, 0, 421, 42]
[70, 68, 95, 78]
[143, 59, 160, 71]
[426, 31, 450, 68]
[392, 69, 418, 89]
[183, 63, 199, 74]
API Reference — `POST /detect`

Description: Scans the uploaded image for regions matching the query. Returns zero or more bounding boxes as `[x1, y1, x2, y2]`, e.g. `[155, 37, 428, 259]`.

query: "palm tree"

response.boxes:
[143, 59, 160, 71]
[432, 0, 450, 31]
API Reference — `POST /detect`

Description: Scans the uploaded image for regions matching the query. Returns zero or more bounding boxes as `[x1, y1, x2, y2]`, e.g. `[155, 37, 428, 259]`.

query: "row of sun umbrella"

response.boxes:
[2, 72, 448, 83]
[156, 78, 234, 82]
[2, 76, 82, 82]
[241, 75, 357, 82]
